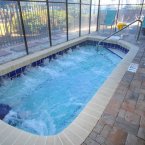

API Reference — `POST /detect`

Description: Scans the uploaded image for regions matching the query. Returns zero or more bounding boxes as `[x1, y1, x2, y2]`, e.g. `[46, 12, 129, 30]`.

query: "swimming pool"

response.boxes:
[0, 43, 122, 136]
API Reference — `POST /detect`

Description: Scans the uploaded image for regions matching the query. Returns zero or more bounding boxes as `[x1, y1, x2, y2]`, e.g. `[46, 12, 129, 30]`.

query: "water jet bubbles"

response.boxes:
[43, 59, 50, 65]
[76, 45, 80, 49]
[0, 44, 121, 135]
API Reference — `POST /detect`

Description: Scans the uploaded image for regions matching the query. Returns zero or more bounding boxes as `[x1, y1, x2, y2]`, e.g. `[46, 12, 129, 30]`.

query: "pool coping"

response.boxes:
[0, 36, 139, 145]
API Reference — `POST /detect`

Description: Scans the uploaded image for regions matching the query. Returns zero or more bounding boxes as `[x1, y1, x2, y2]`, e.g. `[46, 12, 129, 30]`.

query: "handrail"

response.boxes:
[97, 19, 142, 51]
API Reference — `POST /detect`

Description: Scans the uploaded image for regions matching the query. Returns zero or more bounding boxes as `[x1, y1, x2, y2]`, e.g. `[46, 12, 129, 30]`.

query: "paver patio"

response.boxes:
[82, 34, 145, 145]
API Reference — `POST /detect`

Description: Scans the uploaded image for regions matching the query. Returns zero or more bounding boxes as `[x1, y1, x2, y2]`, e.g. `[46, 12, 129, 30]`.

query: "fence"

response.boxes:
[0, 0, 144, 64]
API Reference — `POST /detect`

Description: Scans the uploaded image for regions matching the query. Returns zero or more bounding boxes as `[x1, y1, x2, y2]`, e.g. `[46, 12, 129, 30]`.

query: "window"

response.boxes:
[21, 2, 50, 53]
[68, 4, 80, 40]
[81, 4, 90, 35]
[49, 2, 67, 45]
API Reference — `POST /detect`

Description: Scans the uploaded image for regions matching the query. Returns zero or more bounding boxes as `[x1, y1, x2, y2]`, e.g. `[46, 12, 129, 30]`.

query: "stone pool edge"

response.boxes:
[0, 36, 139, 145]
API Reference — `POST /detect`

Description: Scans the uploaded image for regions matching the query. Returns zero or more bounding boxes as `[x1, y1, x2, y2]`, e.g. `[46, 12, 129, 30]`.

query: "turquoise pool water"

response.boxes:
[0, 45, 121, 136]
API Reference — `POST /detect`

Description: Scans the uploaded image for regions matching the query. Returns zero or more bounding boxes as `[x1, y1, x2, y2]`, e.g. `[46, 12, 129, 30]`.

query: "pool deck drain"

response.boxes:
[0, 35, 141, 145]
[128, 63, 139, 73]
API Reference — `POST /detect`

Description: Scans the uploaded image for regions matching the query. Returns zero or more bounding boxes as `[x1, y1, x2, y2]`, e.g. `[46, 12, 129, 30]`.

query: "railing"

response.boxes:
[97, 19, 143, 51]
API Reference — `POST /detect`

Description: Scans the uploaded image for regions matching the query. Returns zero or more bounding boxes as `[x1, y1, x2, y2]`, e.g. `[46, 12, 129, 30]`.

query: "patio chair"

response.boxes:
[142, 17, 145, 35]
[101, 9, 117, 32]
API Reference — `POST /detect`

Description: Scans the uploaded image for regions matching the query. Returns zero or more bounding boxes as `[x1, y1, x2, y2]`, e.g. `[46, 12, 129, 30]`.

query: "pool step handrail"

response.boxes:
[97, 19, 142, 51]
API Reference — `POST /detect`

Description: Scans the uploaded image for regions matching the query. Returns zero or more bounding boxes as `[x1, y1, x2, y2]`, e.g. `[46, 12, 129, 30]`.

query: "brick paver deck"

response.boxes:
[82, 37, 145, 145]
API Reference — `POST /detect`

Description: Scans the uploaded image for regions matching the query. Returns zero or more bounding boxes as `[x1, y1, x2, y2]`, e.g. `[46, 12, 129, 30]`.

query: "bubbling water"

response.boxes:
[0, 45, 121, 135]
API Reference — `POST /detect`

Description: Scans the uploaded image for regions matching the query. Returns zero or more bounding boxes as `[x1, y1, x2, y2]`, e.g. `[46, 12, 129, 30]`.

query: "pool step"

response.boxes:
[107, 47, 126, 58]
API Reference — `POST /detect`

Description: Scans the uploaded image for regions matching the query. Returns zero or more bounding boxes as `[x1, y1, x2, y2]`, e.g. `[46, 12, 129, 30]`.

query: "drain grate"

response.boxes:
[128, 63, 139, 73]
